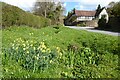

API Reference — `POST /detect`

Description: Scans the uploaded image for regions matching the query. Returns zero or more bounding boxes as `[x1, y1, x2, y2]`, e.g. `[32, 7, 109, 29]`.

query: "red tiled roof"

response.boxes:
[75, 10, 96, 17]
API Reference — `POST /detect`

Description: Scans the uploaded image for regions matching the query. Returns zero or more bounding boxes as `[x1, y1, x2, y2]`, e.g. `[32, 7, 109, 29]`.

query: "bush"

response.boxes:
[77, 22, 86, 27]
[1, 2, 51, 28]
[98, 17, 107, 29]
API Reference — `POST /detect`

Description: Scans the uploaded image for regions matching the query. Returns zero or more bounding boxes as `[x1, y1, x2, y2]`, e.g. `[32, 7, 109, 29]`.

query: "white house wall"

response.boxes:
[99, 8, 109, 22]
[77, 16, 94, 21]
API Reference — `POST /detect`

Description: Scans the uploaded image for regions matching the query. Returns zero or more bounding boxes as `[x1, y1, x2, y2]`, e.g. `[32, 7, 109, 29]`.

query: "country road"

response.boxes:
[66, 26, 119, 36]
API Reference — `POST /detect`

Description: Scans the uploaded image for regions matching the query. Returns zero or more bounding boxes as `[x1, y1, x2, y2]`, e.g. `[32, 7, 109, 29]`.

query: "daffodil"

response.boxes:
[46, 48, 51, 53]
[42, 50, 46, 53]
[26, 51, 29, 54]
[16, 47, 18, 50]
[23, 48, 26, 51]
[30, 44, 33, 47]
[50, 60, 52, 63]
[33, 47, 36, 50]
[12, 44, 14, 47]
[23, 44, 26, 47]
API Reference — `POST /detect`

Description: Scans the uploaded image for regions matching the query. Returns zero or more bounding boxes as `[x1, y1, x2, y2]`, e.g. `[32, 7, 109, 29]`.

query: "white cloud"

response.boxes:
[0, 0, 119, 11]
[63, 2, 67, 7]
[79, 0, 119, 6]
[1, 0, 36, 11]
[75, 4, 85, 10]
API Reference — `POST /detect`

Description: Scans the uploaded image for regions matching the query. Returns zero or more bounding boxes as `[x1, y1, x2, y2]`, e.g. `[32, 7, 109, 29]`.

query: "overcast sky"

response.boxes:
[0, 0, 119, 15]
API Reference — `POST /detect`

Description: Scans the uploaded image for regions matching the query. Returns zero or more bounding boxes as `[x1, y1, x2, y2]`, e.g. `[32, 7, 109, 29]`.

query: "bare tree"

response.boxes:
[33, 0, 65, 24]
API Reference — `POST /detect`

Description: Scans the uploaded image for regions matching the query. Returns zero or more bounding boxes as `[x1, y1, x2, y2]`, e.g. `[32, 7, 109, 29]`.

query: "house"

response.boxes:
[75, 10, 96, 21]
[64, 7, 109, 26]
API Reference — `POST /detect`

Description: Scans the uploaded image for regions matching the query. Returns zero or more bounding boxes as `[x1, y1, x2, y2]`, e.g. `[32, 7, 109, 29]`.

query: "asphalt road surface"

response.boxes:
[66, 26, 119, 36]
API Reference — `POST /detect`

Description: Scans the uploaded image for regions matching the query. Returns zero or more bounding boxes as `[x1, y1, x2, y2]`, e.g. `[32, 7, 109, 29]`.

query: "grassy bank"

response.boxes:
[2, 26, 119, 78]
[1, 2, 51, 28]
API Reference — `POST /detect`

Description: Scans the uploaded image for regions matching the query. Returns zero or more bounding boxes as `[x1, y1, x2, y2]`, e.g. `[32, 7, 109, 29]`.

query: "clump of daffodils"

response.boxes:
[11, 38, 52, 55]
[8, 38, 62, 72]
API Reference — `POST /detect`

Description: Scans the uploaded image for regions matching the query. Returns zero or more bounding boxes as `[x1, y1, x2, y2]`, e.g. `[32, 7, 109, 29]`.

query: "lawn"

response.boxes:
[1, 25, 119, 78]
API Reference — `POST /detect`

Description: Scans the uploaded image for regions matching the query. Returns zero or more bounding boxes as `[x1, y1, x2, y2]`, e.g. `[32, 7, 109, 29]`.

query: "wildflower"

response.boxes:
[37, 47, 40, 50]
[14, 40, 16, 42]
[59, 52, 62, 56]
[26, 41, 28, 43]
[42, 50, 46, 53]
[12, 46, 15, 49]
[30, 40, 33, 43]
[43, 56, 45, 59]
[16, 47, 18, 50]
[36, 57, 39, 60]
[23, 48, 26, 51]
[30, 44, 33, 47]
[56, 47, 60, 53]
[37, 54, 39, 57]
[50, 60, 52, 63]
[41, 44, 46, 49]
[23, 44, 26, 47]
[33, 47, 36, 50]
[12, 44, 14, 47]
[26, 51, 29, 54]
[26, 47, 29, 49]
[46, 48, 51, 53]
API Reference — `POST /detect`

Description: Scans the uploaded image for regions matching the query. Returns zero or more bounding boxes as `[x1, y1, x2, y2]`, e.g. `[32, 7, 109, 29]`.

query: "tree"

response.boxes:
[112, 1, 120, 17]
[108, 1, 115, 8]
[33, 0, 55, 18]
[107, 1, 120, 17]
[95, 4, 101, 17]
[33, 0, 65, 24]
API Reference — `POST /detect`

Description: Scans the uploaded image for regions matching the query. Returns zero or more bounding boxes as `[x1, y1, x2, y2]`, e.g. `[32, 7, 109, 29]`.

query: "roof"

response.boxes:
[75, 10, 96, 17]
[95, 7, 105, 17]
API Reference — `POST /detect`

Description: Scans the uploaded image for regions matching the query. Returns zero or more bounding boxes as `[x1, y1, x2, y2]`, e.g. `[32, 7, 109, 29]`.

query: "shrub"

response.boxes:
[1, 2, 51, 28]
[98, 17, 107, 29]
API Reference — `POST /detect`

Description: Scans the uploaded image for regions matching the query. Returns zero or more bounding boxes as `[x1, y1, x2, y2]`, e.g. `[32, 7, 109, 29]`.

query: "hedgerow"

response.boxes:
[1, 2, 51, 28]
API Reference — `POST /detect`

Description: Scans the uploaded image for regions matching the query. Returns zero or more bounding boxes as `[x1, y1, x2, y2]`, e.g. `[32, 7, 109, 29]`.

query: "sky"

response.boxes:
[0, 0, 119, 15]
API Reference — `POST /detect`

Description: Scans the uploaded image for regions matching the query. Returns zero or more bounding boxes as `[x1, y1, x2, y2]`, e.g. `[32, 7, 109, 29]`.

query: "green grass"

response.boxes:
[2, 25, 119, 78]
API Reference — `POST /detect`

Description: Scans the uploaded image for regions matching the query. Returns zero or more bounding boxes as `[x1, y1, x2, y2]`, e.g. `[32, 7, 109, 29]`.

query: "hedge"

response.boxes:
[1, 2, 51, 28]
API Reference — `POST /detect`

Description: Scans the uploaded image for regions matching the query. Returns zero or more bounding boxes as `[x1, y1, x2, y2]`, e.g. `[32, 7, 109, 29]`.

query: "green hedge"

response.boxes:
[1, 2, 51, 28]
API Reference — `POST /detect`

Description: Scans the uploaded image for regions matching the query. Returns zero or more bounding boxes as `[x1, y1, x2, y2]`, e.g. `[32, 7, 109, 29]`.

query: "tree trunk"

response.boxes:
[45, 9, 46, 18]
